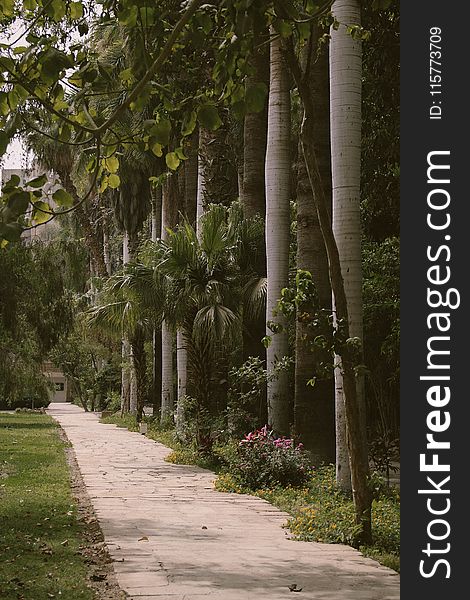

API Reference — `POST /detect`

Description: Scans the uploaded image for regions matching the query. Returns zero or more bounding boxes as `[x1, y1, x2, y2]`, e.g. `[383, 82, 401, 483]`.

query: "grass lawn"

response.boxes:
[0, 412, 95, 600]
[101, 413, 400, 573]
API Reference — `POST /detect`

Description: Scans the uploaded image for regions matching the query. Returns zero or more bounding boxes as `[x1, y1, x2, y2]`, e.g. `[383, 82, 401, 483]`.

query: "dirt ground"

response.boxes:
[60, 427, 128, 600]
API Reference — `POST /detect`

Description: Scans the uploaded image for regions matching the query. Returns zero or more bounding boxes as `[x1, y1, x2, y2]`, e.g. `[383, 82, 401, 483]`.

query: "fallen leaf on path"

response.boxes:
[138, 536, 148, 542]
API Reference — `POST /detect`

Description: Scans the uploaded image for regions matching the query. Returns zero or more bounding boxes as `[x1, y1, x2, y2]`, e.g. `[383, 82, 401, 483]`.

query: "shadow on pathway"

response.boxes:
[48, 403, 400, 600]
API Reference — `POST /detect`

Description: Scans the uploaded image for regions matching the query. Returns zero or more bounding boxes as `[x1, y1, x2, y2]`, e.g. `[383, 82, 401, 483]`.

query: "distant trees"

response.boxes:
[0, 242, 76, 407]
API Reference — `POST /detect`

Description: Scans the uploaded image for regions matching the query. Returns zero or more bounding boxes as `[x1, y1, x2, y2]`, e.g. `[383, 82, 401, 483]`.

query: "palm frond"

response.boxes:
[193, 304, 239, 344]
[243, 276, 267, 322]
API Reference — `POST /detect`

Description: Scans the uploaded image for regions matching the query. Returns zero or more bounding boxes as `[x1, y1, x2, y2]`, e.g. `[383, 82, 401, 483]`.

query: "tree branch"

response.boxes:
[96, 0, 204, 134]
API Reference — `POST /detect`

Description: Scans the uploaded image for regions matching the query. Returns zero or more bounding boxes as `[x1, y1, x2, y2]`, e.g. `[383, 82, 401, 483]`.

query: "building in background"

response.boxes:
[42, 361, 69, 403]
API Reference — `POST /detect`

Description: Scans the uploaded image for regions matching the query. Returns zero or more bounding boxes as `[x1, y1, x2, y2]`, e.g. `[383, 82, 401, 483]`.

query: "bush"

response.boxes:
[0, 396, 50, 410]
[224, 426, 312, 489]
[103, 391, 121, 413]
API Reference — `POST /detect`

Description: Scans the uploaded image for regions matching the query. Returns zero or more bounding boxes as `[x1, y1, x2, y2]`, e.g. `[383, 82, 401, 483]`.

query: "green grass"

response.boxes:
[0, 412, 95, 600]
[101, 413, 400, 573]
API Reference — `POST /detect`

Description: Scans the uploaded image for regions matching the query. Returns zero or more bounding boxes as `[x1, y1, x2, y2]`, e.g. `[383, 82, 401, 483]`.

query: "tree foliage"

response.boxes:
[0, 241, 75, 405]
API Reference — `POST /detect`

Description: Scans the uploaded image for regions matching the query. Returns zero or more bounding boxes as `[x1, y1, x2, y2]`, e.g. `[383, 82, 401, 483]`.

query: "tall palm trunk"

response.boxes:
[160, 176, 178, 424]
[126, 232, 139, 416]
[151, 185, 162, 417]
[282, 23, 372, 544]
[131, 327, 146, 421]
[330, 0, 364, 490]
[184, 132, 198, 227]
[121, 231, 131, 414]
[265, 34, 291, 436]
[176, 329, 187, 437]
[103, 223, 112, 276]
[241, 31, 269, 404]
[295, 28, 334, 463]
[242, 33, 269, 219]
[176, 137, 198, 437]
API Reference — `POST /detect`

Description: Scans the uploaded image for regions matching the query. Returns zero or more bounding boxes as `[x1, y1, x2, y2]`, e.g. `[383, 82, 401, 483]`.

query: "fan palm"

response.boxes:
[88, 263, 164, 420]
[104, 204, 266, 433]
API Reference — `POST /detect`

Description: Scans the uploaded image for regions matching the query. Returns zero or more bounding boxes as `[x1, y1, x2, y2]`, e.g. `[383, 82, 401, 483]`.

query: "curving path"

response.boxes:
[48, 403, 400, 600]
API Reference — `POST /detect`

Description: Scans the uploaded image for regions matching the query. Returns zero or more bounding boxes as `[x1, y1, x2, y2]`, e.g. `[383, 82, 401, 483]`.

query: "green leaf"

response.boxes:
[7, 191, 30, 216]
[41, 48, 73, 84]
[86, 156, 97, 173]
[23, 0, 37, 10]
[197, 104, 222, 131]
[70, 1, 83, 20]
[129, 84, 151, 112]
[108, 174, 121, 189]
[175, 147, 187, 160]
[151, 142, 163, 157]
[165, 152, 180, 171]
[0, 92, 9, 117]
[262, 336, 272, 348]
[181, 111, 197, 137]
[59, 123, 72, 143]
[2, 174, 20, 190]
[32, 201, 52, 224]
[139, 6, 154, 27]
[26, 174, 48, 188]
[119, 68, 134, 83]
[196, 12, 212, 34]
[0, 130, 11, 156]
[0, 222, 23, 242]
[0, 0, 14, 17]
[296, 21, 311, 42]
[52, 188, 74, 208]
[245, 83, 268, 113]
[152, 119, 172, 146]
[231, 100, 246, 121]
[103, 144, 117, 159]
[104, 156, 119, 173]
[47, 0, 66, 22]
[7, 86, 29, 111]
[118, 5, 138, 27]
[99, 177, 108, 194]
[276, 20, 293, 38]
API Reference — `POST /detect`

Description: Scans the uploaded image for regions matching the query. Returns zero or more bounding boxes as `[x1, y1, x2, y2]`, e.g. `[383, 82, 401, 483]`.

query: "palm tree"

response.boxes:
[330, 0, 364, 490]
[150, 184, 162, 416]
[242, 30, 269, 219]
[113, 163, 153, 415]
[138, 204, 265, 440]
[282, 11, 372, 543]
[25, 115, 107, 278]
[160, 173, 179, 423]
[294, 26, 334, 463]
[88, 264, 164, 421]
[265, 33, 291, 436]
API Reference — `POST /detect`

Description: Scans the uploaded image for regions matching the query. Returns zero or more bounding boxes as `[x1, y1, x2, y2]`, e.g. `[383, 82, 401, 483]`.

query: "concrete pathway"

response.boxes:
[48, 403, 400, 600]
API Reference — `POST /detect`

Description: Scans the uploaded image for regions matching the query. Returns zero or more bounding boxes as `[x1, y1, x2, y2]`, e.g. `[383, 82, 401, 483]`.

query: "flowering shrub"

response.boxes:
[225, 426, 312, 490]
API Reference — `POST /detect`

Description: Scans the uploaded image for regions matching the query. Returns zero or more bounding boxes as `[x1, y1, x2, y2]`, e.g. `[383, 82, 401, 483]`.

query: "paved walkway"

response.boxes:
[48, 403, 400, 600]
